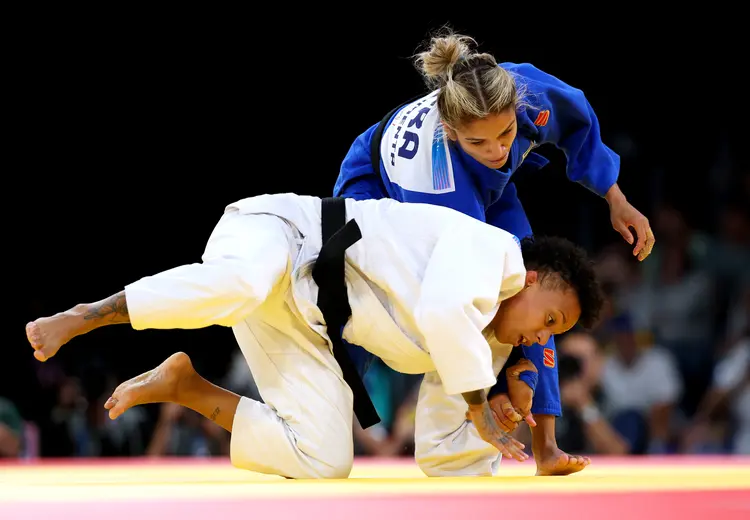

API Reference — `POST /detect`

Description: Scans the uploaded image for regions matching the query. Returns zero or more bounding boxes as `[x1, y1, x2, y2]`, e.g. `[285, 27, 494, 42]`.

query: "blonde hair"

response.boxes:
[413, 28, 528, 130]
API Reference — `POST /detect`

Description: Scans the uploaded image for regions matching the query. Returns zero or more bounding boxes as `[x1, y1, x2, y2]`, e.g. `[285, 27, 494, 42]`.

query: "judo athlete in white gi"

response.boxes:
[25, 193, 603, 479]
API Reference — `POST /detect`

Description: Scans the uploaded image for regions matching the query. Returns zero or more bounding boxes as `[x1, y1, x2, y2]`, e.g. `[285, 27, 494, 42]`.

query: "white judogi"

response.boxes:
[124, 193, 526, 479]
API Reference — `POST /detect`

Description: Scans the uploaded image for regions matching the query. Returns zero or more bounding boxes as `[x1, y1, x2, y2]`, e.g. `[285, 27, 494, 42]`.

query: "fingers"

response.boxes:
[523, 413, 537, 427]
[497, 435, 529, 462]
[615, 219, 654, 261]
[614, 222, 634, 245]
[492, 408, 516, 432]
[501, 401, 523, 424]
[469, 409, 517, 433]
[497, 416, 517, 432]
[509, 358, 538, 377]
[637, 224, 655, 261]
[632, 220, 648, 258]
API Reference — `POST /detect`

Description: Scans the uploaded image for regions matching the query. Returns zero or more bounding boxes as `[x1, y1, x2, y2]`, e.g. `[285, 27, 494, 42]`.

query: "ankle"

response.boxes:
[68, 304, 97, 334]
[174, 367, 202, 407]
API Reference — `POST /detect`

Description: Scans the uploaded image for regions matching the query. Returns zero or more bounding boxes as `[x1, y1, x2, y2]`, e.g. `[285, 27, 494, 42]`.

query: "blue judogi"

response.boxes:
[334, 62, 619, 417]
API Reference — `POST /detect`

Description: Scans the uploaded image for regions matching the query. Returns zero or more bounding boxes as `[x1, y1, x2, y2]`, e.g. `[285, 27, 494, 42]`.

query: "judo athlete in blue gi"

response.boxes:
[334, 29, 655, 476]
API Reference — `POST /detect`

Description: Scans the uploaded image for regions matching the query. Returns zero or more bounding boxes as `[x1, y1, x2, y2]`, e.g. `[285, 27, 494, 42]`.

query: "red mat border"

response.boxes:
[2, 490, 748, 520]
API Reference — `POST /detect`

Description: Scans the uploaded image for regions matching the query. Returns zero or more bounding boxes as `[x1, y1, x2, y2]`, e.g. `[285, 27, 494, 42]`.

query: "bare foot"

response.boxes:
[535, 447, 591, 476]
[26, 311, 86, 362]
[105, 352, 197, 420]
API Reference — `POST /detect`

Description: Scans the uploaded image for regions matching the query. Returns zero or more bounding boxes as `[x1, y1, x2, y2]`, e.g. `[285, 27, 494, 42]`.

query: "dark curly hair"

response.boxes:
[520, 235, 604, 329]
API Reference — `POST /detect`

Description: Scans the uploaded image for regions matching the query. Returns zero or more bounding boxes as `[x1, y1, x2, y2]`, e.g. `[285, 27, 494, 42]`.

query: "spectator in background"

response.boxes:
[557, 331, 604, 394]
[555, 353, 629, 455]
[620, 205, 717, 416]
[41, 376, 92, 457]
[682, 289, 750, 454]
[353, 359, 420, 457]
[91, 373, 149, 457]
[146, 403, 229, 458]
[599, 314, 682, 454]
[0, 397, 23, 458]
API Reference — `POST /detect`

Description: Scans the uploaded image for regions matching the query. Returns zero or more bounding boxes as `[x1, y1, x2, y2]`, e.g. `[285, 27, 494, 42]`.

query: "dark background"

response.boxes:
[7, 12, 748, 450]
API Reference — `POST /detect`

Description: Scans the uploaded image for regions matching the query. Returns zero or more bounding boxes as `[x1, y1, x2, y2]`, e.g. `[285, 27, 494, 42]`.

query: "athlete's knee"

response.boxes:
[234, 444, 352, 480]
[305, 449, 354, 479]
[295, 426, 354, 479]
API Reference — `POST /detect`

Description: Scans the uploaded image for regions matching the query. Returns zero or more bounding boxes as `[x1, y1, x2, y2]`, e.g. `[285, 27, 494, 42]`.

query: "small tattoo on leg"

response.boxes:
[210, 407, 220, 421]
[84, 291, 130, 323]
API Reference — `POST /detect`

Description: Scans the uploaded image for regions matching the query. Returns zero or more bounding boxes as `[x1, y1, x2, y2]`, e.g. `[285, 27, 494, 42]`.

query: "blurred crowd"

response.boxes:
[3, 184, 748, 462]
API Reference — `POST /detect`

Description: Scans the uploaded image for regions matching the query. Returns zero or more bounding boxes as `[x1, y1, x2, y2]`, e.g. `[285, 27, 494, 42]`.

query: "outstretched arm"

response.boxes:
[506, 62, 654, 260]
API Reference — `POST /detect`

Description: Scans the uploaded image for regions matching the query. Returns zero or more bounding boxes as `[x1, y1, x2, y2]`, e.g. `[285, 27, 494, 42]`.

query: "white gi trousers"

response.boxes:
[126, 208, 354, 479]
[125, 197, 518, 479]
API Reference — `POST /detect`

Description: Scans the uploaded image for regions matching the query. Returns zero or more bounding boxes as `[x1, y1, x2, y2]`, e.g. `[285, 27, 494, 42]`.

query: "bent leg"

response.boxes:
[227, 315, 355, 480]
[104, 314, 356, 480]
[105, 351, 240, 433]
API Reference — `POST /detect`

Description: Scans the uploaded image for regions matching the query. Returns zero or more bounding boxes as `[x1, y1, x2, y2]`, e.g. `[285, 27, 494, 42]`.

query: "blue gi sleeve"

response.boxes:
[505, 62, 620, 198]
[334, 122, 388, 201]
[485, 183, 562, 417]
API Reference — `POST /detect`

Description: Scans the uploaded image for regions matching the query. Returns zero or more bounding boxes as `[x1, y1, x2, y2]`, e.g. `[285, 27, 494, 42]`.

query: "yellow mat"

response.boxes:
[1, 457, 749, 503]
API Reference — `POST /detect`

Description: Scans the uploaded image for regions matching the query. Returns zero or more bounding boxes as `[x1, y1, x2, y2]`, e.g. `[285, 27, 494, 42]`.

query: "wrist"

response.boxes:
[462, 389, 487, 407]
[604, 183, 626, 206]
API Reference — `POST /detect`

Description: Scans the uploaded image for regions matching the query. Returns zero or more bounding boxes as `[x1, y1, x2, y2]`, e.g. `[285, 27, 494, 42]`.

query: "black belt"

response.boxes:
[311, 197, 381, 429]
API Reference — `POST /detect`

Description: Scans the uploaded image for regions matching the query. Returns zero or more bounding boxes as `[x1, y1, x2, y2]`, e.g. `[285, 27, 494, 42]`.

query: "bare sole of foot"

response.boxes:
[105, 352, 197, 420]
[25, 312, 84, 362]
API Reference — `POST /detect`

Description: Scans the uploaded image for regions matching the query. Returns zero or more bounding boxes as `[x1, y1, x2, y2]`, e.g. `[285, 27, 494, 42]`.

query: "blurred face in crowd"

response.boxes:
[558, 332, 603, 388]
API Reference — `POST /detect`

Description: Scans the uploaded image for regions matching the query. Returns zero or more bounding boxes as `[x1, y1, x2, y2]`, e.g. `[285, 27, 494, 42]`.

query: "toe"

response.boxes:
[26, 322, 41, 348]
[107, 390, 132, 420]
[108, 399, 125, 420]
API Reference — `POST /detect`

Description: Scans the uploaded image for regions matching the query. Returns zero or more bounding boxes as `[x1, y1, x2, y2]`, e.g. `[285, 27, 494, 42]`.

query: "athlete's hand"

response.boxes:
[483, 394, 521, 432]
[607, 193, 654, 261]
[467, 402, 529, 462]
[505, 358, 538, 427]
